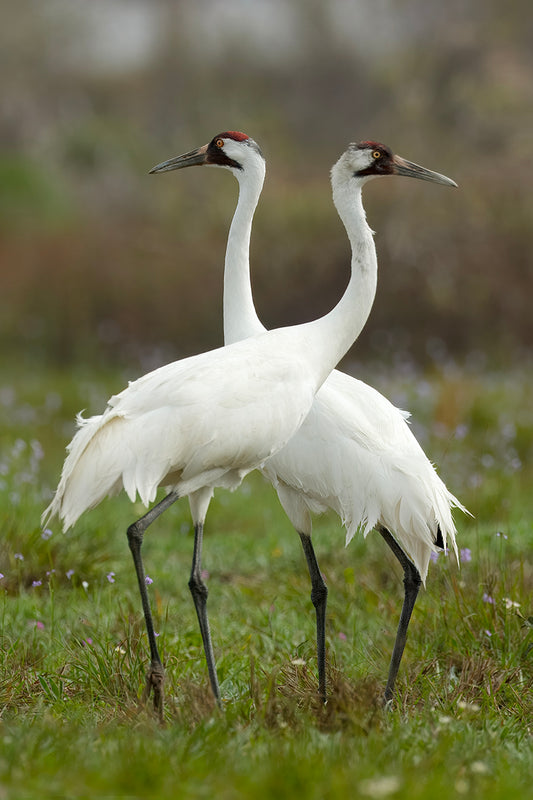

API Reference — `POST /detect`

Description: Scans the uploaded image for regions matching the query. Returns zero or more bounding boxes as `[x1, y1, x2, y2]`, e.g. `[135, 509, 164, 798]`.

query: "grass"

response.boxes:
[0, 360, 532, 799]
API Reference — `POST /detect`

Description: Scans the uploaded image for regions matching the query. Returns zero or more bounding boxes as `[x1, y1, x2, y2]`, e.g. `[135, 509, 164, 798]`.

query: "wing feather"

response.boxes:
[43, 336, 316, 530]
[264, 369, 468, 583]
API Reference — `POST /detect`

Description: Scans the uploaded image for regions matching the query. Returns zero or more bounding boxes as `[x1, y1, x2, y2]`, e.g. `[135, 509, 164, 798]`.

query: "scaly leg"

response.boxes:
[188, 521, 221, 705]
[299, 532, 328, 703]
[127, 490, 180, 721]
[379, 527, 421, 705]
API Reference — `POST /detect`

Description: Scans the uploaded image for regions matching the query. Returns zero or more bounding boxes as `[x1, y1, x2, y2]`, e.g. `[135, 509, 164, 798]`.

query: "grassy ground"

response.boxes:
[0, 361, 532, 799]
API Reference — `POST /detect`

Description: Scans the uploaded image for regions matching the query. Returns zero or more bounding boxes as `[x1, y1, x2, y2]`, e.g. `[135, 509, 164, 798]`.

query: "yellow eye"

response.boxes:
[372, 150, 381, 159]
[216, 138, 224, 149]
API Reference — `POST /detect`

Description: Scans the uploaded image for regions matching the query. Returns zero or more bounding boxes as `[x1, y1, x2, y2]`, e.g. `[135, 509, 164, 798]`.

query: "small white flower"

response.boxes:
[457, 700, 480, 712]
[359, 776, 401, 798]
[504, 597, 520, 610]
[455, 778, 469, 795]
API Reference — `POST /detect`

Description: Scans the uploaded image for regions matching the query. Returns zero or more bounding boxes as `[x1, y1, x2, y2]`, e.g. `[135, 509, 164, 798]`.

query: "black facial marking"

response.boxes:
[205, 135, 244, 170]
[354, 141, 395, 178]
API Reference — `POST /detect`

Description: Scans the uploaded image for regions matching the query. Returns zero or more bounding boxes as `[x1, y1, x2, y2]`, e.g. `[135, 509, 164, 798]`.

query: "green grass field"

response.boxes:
[1, 361, 532, 799]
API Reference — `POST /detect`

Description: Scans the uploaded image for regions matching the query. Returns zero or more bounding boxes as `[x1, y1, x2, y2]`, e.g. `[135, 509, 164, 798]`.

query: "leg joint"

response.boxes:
[311, 583, 328, 608]
[188, 574, 208, 601]
[127, 520, 143, 550]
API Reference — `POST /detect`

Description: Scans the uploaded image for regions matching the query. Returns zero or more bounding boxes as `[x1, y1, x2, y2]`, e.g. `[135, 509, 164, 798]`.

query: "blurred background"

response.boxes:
[1, 0, 532, 374]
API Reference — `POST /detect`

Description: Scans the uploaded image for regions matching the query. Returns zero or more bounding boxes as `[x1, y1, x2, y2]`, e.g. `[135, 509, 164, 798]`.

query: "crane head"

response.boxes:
[149, 132, 264, 176]
[336, 141, 457, 188]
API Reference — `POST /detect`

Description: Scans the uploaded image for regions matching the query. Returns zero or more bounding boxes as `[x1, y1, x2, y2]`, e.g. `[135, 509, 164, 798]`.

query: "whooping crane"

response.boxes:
[43, 138, 388, 719]
[149, 132, 468, 705]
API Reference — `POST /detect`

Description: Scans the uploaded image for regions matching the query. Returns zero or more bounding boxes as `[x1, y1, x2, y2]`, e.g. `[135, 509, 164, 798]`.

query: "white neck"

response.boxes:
[292, 164, 378, 386]
[222, 155, 378, 393]
[223, 160, 266, 344]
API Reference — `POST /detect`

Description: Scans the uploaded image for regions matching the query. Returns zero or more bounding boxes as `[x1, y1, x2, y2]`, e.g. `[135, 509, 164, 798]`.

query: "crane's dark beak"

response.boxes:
[392, 155, 457, 188]
[149, 144, 209, 174]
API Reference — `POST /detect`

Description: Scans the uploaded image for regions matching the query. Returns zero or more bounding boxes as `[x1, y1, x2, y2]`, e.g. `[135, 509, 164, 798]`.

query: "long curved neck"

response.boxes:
[299, 171, 377, 386]
[222, 157, 378, 394]
[223, 162, 266, 344]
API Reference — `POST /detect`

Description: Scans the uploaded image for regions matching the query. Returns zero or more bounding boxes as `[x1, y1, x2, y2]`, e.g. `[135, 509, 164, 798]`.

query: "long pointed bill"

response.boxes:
[392, 155, 457, 188]
[149, 144, 208, 174]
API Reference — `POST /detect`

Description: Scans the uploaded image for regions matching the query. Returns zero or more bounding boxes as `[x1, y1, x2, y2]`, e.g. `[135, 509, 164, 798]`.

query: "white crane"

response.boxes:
[149, 132, 468, 705]
[43, 139, 389, 719]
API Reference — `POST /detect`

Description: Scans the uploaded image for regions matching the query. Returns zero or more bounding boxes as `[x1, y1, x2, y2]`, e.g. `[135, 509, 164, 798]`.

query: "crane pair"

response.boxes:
[43, 132, 467, 720]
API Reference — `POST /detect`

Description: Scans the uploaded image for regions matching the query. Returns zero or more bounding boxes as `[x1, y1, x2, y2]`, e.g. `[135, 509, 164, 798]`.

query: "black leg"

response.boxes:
[379, 527, 421, 706]
[188, 521, 221, 705]
[299, 532, 328, 703]
[127, 490, 180, 721]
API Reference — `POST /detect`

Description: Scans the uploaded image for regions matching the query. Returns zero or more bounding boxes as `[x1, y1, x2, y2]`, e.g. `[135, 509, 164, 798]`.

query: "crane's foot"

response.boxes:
[141, 660, 165, 723]
[381, 687, 395, 712]
[382, 697, 394, 712]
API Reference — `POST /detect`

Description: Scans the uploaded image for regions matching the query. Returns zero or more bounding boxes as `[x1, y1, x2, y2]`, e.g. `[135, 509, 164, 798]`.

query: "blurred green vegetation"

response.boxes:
[1, 0, 531, 372]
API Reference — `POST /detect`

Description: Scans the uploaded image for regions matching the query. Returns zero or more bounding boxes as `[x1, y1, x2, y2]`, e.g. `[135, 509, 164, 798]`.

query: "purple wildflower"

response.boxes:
[66, 569, 75, 580]
[106, 572, 116, 583]
[41, 528, 53, 540]
[0, 573, 4, 580]
[145, 576, 153, 586]
[482, 593, 495, 605]
[454, 424, 468, 441]
[30, 439, 44, 460]
[338, 632, 347, 641]
[496, 531, 508, 540]
[14, 553, 24, 561]
[469, 473, 483, 489]
[460, 548, 472, 563]
[32, 580, 42, 588]
[430, 551, 439, 563]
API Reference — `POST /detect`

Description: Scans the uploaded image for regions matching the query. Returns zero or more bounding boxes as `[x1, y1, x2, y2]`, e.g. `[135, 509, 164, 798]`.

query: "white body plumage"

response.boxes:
[213, 134, 466, 583]
[44, 332, 325, 531]
[43, 143, 380, 535]
[264, 370, 463, 582]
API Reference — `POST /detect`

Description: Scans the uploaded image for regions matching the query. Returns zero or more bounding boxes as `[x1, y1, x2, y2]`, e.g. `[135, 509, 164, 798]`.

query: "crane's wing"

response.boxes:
[263, 368, 468, 583]
[43, 337, 316, 530]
